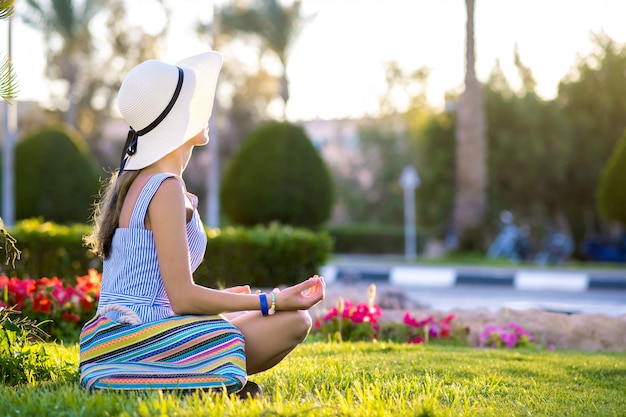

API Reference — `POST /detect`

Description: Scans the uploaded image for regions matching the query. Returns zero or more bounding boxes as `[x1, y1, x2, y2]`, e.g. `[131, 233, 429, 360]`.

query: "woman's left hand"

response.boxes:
[273, 275, 326, 311]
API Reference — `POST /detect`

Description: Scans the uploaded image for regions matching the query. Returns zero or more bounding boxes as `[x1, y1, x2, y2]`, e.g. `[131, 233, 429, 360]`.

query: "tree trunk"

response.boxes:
[279, 69, 289, 120]
[453, 0, 487, 247]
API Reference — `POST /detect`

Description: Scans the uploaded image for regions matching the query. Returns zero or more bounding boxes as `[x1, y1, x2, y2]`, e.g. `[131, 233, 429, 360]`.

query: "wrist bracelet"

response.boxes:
[268, 291, 276, 315]
[259, 293, 269, 316]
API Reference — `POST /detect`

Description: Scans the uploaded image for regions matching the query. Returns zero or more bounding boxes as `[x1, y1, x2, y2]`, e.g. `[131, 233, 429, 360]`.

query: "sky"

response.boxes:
[2, 0, 626, 121]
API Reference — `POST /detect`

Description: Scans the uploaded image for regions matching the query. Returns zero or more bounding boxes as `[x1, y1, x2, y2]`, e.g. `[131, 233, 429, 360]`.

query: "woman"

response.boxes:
[79, 51, 326, 397]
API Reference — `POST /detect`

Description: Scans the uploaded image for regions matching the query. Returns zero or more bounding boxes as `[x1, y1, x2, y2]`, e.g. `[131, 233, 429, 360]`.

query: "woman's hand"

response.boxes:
[273, 275, 325, 311]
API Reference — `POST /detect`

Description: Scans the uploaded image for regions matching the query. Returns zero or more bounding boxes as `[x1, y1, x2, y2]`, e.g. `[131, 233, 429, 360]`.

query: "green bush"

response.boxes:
[195, 223, 333, 288]
[326, 224, 427, 254]
[220, 121, 334, 228]
[597, 131, 626, 226]
[0, 306, 76, 386]
[14, 123, 101, 224]
[7, 218, 99, 281]
[6, 220, 332, 288]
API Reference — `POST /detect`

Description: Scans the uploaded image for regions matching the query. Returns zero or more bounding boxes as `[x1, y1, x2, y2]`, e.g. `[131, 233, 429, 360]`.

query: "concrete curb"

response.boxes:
[319, 264, 626, 292]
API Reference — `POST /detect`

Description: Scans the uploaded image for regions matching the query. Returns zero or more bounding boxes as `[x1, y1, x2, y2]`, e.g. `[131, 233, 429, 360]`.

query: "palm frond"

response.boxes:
[0, 55, 19, 103]
[20, 0, 47, 28]
[0, 0, 15, 19]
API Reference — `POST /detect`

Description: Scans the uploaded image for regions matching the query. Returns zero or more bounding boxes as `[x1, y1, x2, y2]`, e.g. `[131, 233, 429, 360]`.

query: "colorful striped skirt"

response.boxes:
[79, 315, 247, 393]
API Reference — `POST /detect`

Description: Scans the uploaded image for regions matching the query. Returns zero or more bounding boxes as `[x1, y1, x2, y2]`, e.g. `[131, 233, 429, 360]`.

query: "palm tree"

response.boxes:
[218, 0, 307, 119]
[21, 0, 106, 127]
[0, 0, 18, 102]
[453, 0, 487, 248]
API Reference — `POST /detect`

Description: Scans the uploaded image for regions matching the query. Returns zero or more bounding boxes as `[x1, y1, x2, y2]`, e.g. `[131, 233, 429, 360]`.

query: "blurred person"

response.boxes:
[79, 51, 325, 398]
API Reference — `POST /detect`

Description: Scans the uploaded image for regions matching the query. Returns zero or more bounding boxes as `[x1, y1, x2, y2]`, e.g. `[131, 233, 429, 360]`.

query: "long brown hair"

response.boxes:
[83, 170, 141, 258]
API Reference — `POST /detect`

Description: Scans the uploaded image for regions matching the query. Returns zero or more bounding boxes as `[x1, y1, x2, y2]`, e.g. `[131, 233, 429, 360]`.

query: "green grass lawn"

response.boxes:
[2, 342, 625, 417]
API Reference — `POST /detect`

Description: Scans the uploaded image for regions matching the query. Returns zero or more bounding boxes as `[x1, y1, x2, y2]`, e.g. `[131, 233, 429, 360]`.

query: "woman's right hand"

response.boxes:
[273, 275, 325, 311]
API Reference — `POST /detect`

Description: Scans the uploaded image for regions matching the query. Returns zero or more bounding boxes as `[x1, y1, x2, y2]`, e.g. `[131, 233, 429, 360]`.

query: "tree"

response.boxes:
[484, 59, 573, 225]
[343, 119, 415, 225]
[597, 132, 626, 226]
[217, 0, 308, 119]
[323, 61, 430, 227]
[557, 33, 626, 237]
[21, 0, 106, 127]
[415, 112, 456, 238]
[20, 0, 169, 151]
[453, 0, 487, 249]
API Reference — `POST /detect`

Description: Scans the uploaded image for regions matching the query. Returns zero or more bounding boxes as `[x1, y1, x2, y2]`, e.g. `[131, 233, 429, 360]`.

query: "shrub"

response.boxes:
[220, 121, 334, 228]
[14, 123, 101, 224]
[6, 220, 333, 290]
[597, 132, 626, 226]
[195, 223, 333, 288]
[326, 223, 427, 254]
[0, 306, 76, 385]
[8, 219, 99, 281]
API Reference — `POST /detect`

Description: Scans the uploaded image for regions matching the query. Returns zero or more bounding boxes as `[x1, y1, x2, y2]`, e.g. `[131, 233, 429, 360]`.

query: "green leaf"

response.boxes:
[0, 54, 19, 102]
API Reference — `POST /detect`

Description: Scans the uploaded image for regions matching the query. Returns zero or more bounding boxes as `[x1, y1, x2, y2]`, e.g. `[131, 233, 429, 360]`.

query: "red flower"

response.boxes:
[62, 312, 81, 323]
[408, 336, 424, 344]
[75, 269, 102, 295]
[33, 293, 52, 313]
[37, 276, 63, 289]
[80, 296, 94, 311]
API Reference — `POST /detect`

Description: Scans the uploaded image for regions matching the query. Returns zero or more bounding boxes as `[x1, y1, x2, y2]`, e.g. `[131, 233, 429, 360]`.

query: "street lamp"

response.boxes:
[399, 164, 420, 261]
[205, 2, 221, 228]
[2, 17, 16, 227]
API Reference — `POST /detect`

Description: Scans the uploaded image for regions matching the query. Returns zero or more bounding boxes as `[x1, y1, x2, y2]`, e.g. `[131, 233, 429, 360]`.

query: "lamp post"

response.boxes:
[205, 3, 221, 228]
[399, 164, 420, 261]
[2, 18, 16, 227]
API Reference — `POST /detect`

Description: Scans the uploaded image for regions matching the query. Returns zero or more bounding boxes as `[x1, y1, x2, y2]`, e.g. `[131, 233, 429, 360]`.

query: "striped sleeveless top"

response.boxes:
[96, 173, 207, 323]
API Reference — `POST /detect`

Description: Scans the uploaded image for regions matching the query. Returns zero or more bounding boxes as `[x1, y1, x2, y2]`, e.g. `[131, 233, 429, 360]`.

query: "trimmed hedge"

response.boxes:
[7, 219, 99, 280]
[326, 224, 427, 255]
[5, 219, 333, 288]
[197, 223, 333, 288]
[220, 121, 334, 228]
[14, 124, 101, 224]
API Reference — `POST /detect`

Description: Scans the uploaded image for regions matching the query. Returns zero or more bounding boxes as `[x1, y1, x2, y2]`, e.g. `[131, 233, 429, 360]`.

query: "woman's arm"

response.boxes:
[149, 178, 324, 315]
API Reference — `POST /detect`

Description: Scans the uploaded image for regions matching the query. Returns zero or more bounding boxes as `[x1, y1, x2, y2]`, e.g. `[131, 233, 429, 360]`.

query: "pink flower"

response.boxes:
[52, 285, 74, 305]
[403, 311, 435, 328]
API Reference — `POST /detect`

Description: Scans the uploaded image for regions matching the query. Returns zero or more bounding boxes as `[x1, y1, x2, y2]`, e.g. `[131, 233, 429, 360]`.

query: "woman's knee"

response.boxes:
[287, 310, 313, 343]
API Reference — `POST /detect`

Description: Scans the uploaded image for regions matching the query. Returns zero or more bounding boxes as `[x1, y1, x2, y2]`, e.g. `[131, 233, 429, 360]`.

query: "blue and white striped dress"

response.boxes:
[79, 173, 247, 392]
[97, 173, 206, 322]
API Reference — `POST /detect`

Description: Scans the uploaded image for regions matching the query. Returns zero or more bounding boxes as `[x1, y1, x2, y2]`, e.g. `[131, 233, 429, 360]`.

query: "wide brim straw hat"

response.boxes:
[117, 51, 223, 171]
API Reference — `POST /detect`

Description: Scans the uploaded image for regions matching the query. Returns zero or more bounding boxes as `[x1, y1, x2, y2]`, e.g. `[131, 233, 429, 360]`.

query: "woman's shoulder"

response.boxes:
[132, 172, 185, 194]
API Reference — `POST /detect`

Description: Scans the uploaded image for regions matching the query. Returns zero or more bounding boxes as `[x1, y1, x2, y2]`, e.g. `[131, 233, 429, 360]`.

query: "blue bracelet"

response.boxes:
[259, 293, 269, 316]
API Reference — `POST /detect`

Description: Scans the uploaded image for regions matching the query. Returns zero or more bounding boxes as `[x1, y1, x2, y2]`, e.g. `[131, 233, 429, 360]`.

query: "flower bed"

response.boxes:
[1, 273, 563, 351]
[310, 284, 538, 349]
[0, 270, 101, 341]
[312, 295, 466, 345]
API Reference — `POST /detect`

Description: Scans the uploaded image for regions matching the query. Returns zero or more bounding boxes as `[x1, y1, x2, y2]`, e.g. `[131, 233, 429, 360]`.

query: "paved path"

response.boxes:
[321, 255, 626, 290]
[319, 255, 626, 317]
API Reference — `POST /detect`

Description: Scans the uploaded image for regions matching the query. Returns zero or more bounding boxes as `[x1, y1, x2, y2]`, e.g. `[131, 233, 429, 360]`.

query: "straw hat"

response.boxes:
[117, 51, 223, 171]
